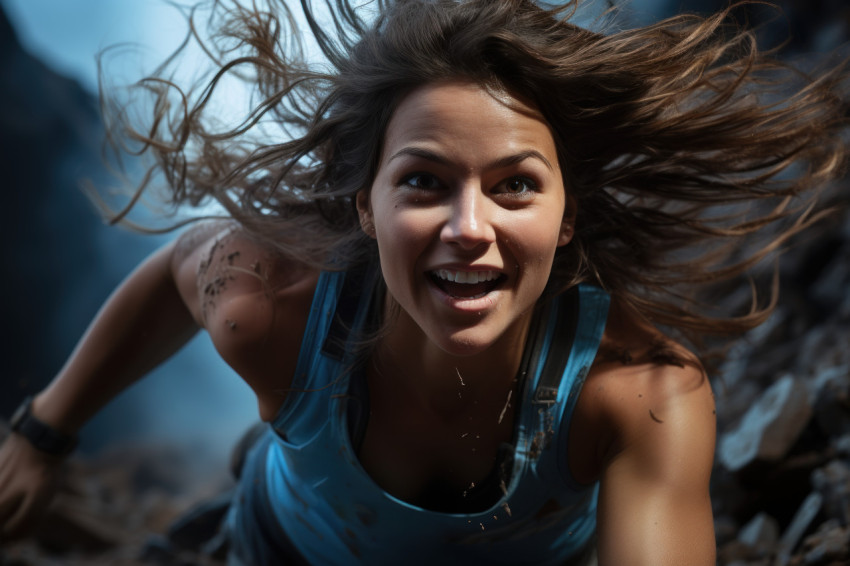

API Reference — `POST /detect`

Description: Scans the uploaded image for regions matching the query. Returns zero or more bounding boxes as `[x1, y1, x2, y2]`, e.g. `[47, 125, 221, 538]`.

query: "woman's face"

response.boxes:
[358, 81, 573, 357]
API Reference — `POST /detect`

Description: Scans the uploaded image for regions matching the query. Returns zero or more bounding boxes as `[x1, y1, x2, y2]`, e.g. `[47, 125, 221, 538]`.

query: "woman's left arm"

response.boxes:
[593, 361, 717, 566]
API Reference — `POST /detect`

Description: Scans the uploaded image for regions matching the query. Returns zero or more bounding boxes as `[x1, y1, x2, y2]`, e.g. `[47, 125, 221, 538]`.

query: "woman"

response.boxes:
[0, 1, 846, 564]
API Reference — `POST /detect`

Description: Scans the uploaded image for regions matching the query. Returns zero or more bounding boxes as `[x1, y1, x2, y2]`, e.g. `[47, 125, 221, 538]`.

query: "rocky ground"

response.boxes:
[0, 432, 235, 566]
[1, 219, 849, 566]
[712, 205, 850, 566]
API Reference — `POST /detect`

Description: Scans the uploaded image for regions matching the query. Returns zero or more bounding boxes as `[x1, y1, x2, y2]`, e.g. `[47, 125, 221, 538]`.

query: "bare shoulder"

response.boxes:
[569, 296, 716, 484]
[171, 221, 316, 322]
[170, 220, 320, 419]
[578, 298, 717, 564]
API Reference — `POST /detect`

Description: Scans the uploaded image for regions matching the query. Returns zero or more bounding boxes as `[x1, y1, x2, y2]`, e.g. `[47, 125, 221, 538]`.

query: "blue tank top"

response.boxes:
[232, 266, 610, 565]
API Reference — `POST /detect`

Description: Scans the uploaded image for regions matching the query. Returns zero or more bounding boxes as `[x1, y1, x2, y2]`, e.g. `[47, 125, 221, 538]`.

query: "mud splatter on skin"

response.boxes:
[198, 237, 240, 322]
[462, 481, 477, 498]
[201, 272, 236, 321]
[456, 367, 465, 386]
[204, 275, 234, 296]
[197, 238, 220, 278]
[198, 234, 275, 327]
[204, 250, 241, 307]
[498, 390, 513, 425]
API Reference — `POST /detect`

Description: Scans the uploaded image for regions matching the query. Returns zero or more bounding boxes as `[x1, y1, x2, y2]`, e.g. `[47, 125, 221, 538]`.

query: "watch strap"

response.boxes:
[9, 396, 78, 456]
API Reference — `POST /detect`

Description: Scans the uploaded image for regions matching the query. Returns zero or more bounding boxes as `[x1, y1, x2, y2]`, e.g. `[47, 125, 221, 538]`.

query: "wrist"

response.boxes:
[9, 396, 78, 456]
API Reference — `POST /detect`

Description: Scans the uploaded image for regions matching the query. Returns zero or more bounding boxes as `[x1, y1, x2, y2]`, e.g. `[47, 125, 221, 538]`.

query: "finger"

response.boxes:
[2, 491, 45, 541]
[0, 485, 24, 521]
[0, 491, 25, 540]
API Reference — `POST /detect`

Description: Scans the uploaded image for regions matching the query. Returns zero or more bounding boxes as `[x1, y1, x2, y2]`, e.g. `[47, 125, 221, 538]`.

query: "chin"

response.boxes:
[435, 328, 500, 357]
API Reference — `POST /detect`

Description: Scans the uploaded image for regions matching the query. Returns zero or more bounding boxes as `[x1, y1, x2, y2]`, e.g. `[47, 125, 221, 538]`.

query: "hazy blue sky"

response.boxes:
[2, 0, 190, 93]
[1, 0, 262, 463]
[2, 0, 673, 95]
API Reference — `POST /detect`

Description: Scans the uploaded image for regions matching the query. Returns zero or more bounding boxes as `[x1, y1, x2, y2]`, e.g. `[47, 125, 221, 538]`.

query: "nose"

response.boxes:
[440, 185, 496, 249]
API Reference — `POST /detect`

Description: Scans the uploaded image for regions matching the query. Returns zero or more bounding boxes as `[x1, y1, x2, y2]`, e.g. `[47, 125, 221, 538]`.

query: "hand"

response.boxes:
[0, 431, 64, 541]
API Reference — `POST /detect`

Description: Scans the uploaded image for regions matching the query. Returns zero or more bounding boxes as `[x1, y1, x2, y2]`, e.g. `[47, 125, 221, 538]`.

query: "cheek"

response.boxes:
[374, 208, 435, 254]
[373, 212, 428, 293]
[506, 213, 565, 262]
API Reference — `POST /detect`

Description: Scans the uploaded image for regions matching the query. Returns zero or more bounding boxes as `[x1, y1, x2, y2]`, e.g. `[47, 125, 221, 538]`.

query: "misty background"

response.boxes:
[0, 0, 846, 467]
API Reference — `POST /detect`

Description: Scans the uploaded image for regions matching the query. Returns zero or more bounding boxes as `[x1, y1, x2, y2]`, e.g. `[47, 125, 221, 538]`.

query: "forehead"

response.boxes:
[380, 81, 559, 164]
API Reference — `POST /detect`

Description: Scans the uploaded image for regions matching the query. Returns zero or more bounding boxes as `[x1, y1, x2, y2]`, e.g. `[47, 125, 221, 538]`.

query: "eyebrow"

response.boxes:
[388, 147, 555, 172]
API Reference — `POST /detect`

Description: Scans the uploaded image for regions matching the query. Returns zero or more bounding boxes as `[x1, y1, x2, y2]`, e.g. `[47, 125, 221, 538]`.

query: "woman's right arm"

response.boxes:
[1, 219, 319, 540]
[31, 234, 205, 437]
[0, 222, 220, 540]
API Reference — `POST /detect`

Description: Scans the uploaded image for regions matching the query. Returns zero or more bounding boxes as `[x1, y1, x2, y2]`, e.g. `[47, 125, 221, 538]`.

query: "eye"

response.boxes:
[400, 173, 443, 191]
[496, 176, 538, 196]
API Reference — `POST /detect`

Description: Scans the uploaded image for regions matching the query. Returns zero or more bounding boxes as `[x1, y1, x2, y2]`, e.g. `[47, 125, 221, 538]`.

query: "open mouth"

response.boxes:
[428, 269, 506, 299]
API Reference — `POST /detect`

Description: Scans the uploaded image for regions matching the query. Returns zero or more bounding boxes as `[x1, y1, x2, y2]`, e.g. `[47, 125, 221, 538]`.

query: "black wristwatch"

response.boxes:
[9, 396, 78, 456]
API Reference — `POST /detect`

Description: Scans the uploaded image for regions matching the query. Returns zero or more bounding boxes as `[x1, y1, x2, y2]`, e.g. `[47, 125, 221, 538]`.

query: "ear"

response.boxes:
[557, 194, 577, 247]
[356, 190, 376, 239]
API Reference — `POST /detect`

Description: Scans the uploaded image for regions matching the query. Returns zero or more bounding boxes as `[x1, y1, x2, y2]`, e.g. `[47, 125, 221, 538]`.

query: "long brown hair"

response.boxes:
[100, 0, 849, 356]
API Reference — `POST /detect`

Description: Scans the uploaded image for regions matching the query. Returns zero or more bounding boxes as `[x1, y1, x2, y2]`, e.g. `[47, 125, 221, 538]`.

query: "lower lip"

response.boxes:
[427, 278, 501, 312]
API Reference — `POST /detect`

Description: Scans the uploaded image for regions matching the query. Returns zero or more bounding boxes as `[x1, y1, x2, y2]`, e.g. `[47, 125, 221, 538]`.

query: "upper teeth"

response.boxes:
[434, 270, 500, 284]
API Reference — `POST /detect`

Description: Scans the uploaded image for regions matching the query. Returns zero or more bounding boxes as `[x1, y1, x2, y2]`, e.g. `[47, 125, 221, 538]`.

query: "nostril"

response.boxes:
[440, 217, 496, 247]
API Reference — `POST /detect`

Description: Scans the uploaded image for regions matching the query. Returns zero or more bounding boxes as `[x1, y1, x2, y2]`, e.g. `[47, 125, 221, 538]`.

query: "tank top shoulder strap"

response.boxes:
[271, 262, 379, 437]
[555, 284, 610, 489]
[290, 269, 346, 390]
[520, 284, 609, 490]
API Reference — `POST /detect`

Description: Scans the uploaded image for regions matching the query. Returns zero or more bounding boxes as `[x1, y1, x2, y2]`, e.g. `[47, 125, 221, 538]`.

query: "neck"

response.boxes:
[372, 307, 533, 418]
